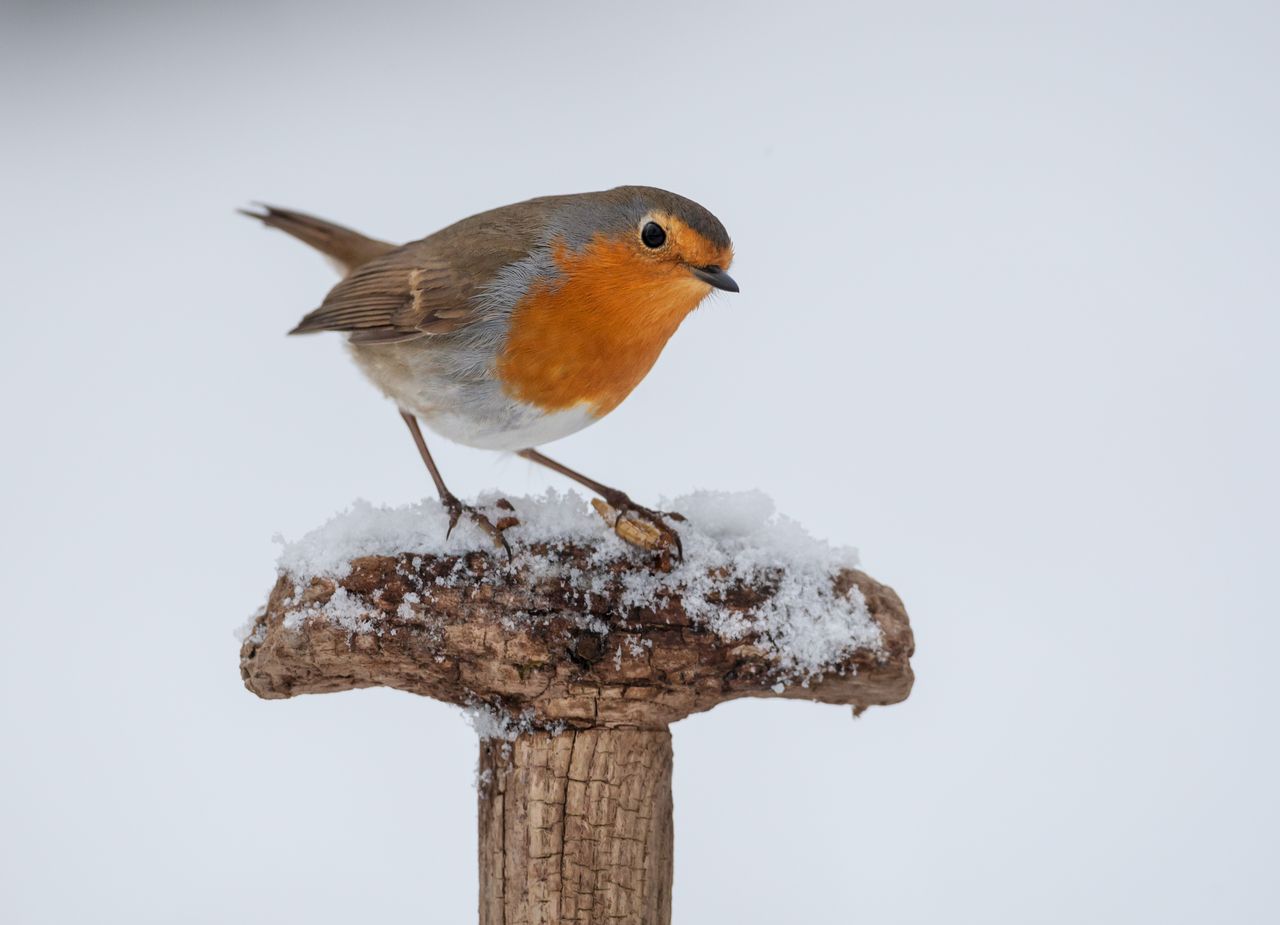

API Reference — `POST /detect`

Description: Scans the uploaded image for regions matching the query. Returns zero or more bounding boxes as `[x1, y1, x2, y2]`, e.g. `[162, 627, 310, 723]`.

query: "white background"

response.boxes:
[2, 1, 1276, 922]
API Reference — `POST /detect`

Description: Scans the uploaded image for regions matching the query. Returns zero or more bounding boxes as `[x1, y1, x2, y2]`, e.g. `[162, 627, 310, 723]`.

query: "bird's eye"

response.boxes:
[641, 221, 666, 249]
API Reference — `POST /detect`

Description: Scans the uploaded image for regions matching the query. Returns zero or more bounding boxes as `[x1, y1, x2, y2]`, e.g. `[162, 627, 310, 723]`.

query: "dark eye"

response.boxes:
[641, 221, 666, 248]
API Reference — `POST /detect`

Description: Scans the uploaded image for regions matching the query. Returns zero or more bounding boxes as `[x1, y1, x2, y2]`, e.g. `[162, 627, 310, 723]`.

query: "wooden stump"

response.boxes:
[240, 537, 914, 924]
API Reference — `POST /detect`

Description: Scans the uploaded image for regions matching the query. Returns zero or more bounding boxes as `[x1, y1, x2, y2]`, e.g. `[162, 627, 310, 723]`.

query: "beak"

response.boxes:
[690, 264, 740, 293]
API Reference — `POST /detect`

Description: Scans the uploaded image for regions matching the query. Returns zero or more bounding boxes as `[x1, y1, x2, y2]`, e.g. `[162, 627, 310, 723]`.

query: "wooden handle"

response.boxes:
[479, 728, 674, 925]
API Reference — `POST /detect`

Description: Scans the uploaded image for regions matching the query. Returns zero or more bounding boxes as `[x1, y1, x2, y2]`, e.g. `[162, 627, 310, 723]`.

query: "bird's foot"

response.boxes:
[591, 491, 685, 562]
[442, 494, 519, 558]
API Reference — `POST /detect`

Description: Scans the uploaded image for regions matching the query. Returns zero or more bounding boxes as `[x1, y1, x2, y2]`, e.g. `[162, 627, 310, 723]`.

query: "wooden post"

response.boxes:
[240, 537, 914, 924]
[479, 729, 673, 925]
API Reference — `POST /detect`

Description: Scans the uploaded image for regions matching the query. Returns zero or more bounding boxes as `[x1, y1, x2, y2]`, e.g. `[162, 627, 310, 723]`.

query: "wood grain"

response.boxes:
[479, 729, 673, 925]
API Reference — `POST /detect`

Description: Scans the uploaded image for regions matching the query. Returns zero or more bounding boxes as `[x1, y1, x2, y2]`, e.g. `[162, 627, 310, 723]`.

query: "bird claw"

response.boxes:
[442, 495, 518, 558]
[591, 493, 685, 561]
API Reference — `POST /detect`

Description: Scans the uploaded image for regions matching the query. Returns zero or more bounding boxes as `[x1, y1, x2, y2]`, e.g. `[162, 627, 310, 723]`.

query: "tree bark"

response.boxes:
[479, 728, 673, 925]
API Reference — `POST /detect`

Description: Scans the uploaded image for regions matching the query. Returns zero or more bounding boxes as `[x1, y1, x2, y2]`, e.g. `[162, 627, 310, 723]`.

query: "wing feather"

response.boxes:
[288, 247, 484, 342]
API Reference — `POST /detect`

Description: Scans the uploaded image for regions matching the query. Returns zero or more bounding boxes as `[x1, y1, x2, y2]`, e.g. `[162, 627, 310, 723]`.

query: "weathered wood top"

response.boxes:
[240, 540, 914, 728]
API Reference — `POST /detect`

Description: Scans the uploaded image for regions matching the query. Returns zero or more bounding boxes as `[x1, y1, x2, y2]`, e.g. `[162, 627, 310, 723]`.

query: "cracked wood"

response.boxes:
[479, 729, 673, 925]
[239, 542, 914, 728]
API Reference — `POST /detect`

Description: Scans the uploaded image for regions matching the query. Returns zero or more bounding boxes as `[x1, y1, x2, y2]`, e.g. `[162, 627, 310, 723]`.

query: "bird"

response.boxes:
[242, 186, 738, 556]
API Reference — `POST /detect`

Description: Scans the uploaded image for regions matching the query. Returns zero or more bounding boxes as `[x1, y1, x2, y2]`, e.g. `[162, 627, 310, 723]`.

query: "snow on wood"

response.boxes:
[240, 489, 913, 727]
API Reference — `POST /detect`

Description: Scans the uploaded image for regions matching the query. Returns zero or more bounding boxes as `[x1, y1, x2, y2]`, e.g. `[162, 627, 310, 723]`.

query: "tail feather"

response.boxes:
[240, 204, 396, 274]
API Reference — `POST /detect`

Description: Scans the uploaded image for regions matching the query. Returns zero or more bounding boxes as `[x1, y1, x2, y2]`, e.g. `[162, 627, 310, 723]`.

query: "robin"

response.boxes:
[242, 186, 738, 555]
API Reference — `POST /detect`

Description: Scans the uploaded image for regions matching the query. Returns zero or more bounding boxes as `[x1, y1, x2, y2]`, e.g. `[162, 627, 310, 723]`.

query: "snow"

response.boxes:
[272, 489, 883, 681]
[465, 703, 566, 742]
[275, 490, 608, 579]
[234, 607, 268, 645]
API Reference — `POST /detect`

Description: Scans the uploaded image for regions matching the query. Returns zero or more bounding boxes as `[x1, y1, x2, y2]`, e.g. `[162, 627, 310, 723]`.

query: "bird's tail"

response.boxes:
[239, 204, 396, 275]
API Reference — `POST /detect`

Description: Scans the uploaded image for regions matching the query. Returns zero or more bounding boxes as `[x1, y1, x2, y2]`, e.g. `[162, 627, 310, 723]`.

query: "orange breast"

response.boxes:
[497, 237, 713, 417]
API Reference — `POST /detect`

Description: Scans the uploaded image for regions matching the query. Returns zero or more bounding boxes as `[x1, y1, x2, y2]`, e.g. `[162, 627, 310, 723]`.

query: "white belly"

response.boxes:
[426, 404, 596, 450]
[346, 339, 599, 451]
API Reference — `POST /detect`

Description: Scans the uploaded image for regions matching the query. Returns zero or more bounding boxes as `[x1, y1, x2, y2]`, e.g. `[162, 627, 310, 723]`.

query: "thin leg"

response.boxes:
[516, 448, 684, 558]
[400, 410, 451, 501]
[515, 448, 619, 501]
[400, 410, 517, 555]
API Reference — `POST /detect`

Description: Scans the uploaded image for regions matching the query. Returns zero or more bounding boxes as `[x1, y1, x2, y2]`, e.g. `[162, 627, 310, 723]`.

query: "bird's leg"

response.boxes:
[516, 448, 684, 559]
[400, 410, 517, 556]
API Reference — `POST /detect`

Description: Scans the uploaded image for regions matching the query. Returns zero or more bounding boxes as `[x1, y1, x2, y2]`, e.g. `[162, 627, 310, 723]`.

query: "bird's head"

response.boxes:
[544, 186, 737, 303]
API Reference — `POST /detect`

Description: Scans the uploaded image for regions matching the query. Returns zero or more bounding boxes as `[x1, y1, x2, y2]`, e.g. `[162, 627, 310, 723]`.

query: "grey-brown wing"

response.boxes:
[289, 247, 485, 345]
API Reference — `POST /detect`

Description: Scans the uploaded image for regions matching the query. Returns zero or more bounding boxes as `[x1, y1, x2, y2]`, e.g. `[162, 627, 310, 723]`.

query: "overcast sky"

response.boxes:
[2, 2, 1277, 922]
